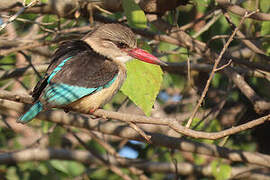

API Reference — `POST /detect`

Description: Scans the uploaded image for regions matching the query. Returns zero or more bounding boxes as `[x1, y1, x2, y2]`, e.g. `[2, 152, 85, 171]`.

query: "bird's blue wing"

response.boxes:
[42, 74, 117, 107]
[40, 42, 118, 107]
[41, 56, 94, 106]
[43, 83, 100, 106]
[43, 55, 97, 106]
[32, 40, 118, 102]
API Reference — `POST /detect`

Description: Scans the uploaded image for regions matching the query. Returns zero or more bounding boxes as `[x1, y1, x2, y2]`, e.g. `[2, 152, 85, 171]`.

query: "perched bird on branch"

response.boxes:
[18, 23, 166, 124]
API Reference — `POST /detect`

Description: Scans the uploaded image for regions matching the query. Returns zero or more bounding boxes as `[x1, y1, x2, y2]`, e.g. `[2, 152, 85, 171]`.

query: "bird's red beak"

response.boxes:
[127, 48, 167, 66]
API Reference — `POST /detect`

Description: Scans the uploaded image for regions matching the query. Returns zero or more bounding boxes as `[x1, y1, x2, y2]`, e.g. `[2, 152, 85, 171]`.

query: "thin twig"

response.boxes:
[76, 128, 149, 180]
[187, 52, 191, 87]
[127, 121, 151, 142]
[192, 11, 222, 38]
[70, 129, 133, 180]
[223, 10, 268, 57]
[0, 0, 40, 31]
[179, 9, 221, 31]
[185, 11, 257, 128]
[26, 124, 57, 148]
[214, 59, 232, 72]
[216, 0, 270, 21]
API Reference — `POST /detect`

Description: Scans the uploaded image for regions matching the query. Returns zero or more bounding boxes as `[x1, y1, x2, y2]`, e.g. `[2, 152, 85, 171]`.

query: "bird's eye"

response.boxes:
[117, 42, 128, 49]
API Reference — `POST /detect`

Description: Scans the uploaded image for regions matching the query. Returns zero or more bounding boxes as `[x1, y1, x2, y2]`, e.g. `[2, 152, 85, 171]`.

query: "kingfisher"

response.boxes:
[18, 23, 166, 124]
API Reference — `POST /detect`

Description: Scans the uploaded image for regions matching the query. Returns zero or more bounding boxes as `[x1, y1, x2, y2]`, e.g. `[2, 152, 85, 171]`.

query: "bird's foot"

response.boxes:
[89, 108, 96, 114]
[89, 108, 107, 120]
[89, 108, 98, 119]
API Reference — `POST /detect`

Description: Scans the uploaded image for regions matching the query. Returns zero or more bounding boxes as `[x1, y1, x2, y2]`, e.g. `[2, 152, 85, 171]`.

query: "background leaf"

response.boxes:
[122, 0, 147, 28]
[261, 21, 270, 36]
[211, 160, 232, 180]
[50, 160, 85, 177]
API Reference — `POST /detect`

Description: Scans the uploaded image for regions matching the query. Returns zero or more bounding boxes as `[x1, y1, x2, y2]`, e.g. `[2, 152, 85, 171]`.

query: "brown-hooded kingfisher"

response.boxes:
[18, 23, 166, 124]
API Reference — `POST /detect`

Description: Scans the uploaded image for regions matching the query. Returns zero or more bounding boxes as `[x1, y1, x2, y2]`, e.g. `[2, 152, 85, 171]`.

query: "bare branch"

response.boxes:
[216, 0, 270, 21]
[1, 89, 270, 141]
[1, 90, 270, 167]
[0, 0, 40, 31]
[0, 148, 269, 179]
[186, 11, 255, 128]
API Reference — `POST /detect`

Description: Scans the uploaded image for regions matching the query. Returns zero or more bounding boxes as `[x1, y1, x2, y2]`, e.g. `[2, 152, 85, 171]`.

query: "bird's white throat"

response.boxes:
[115, 55, 133, 63]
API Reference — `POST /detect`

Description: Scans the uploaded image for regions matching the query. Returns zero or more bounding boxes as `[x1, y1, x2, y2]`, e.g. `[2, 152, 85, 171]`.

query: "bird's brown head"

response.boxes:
[84, 23, 167, 66]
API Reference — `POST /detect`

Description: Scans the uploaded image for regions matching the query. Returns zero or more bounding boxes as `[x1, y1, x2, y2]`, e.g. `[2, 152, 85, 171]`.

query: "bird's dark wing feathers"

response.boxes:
[32, 40, 118, 101]
[31, 74, 49, 101]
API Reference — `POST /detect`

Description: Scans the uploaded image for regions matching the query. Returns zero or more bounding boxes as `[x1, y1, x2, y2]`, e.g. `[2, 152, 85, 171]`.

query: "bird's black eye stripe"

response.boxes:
[116, 42, 128, 49]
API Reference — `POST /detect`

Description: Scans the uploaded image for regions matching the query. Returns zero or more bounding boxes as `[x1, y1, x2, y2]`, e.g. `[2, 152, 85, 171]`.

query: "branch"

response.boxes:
[1, 89, 270, 140]
[0, 0, 40, 31]
[186, 11, 256, 127]
[0, 64, 48, 80]
[0, 148, 269, 179]
[147, 16, 270, 114]
[70, 130, 133, 180]
[1, 90, 270, 167]
[216, 0, 270, 21]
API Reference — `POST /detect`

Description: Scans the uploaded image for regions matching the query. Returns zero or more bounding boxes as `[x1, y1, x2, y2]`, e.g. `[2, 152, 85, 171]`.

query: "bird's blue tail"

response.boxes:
[17, 101, 43, 124]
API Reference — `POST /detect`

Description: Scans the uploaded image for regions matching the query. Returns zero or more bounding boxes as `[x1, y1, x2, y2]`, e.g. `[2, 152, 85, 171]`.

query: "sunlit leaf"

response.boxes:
[121, 60, 163, 116]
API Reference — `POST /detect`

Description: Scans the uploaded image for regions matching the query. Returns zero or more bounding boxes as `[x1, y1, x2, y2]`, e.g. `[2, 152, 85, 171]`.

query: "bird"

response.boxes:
[18, 23, 167, 124]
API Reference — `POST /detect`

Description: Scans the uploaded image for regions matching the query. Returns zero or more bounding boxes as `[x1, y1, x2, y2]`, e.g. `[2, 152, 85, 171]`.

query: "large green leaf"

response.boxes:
[122, 1, 162, 115]
[121, 60, 163, 116]
[122, 0, 147, 28]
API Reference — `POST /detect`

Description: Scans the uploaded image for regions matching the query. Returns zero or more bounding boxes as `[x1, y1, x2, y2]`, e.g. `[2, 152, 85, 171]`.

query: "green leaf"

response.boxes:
[50, 160, 85, 177]
[261, 21, 270, 36]
[42, 121, 49, 133]
[194, 154, 205, 165]
[50, 160, 69, 175]
[90, 168, 108, 179]
[122, 0, 147, 28]
[6, 167, 19, 180]
[89, 140, 106, 154]
[212, 73, 221, 88]
[121, 60, 163, 116]
[67, 161, 85, 177]
[211, 160, 231, 180]
[219, 164, 231, 180]
[24, 0, 32, 4]
[194, 0, 211, 12]
[260, 0, 270, 13]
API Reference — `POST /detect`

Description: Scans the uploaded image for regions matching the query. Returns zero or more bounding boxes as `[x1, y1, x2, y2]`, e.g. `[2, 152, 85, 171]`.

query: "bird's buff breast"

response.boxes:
[68, 69, 126, 114]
